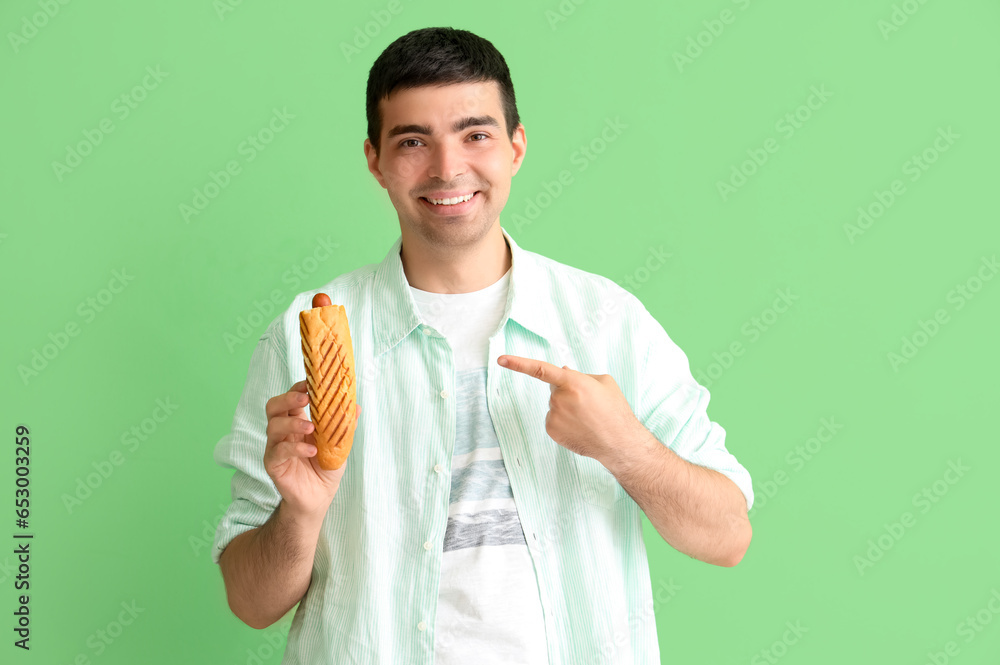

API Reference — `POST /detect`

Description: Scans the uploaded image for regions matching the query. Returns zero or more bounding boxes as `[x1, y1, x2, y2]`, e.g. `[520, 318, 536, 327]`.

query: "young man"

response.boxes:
[212, 27, 753, 665]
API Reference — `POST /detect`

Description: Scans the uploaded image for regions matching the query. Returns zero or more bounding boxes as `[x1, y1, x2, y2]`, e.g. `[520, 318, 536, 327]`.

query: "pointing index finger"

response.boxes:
[498, 354, 569, 387]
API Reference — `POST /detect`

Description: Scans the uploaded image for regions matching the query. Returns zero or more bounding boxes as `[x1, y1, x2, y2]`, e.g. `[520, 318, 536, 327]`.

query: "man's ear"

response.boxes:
[510, 123, 527, 178]
[364, 138, 387, 189]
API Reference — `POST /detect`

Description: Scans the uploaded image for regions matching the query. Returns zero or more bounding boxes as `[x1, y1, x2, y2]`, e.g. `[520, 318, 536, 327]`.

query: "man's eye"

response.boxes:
[470, 133, 488, 141]
[400, 139, 421, 148]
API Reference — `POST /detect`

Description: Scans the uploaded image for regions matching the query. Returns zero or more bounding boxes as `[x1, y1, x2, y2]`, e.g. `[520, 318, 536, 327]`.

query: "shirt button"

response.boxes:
[423, 541, 433, 551]
[439, 389, 449, 399]
[434, 464, 443, 474]
[417, 620, 427, 631]
[422, 327, 432, 336]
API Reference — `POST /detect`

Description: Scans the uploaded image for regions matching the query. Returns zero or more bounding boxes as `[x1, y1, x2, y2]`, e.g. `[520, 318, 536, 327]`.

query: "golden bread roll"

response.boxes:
[299, 297, 357, 470]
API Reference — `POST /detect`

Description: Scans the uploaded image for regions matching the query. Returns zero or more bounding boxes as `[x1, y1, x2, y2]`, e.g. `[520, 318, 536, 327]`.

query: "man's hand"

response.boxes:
[220, 371, 361, 630]
[498, 353, 751, 565]
[263, 380, 361, 519]
[497, 354, 644, 466]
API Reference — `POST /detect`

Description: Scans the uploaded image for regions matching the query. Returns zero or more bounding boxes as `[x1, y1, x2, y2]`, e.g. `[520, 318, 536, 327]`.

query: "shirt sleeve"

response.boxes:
[633, 302, 754, 512]
[211, 320, 291, 564]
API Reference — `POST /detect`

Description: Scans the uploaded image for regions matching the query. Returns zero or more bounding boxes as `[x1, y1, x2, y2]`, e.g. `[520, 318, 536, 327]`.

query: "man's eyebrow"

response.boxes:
[386, 115, 501, 139]
[452, 115, 500, 132]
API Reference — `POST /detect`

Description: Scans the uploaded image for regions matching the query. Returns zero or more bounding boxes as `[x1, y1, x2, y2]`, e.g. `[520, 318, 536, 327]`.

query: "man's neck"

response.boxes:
[400, 226, 512, 294]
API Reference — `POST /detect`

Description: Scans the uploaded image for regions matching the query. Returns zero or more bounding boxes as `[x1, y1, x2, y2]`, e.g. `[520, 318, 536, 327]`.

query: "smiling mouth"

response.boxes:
[421, 192, 479, 206]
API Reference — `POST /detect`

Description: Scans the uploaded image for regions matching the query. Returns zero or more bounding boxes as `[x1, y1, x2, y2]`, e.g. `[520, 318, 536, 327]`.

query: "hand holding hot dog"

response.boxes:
[263, 292, 360, 518]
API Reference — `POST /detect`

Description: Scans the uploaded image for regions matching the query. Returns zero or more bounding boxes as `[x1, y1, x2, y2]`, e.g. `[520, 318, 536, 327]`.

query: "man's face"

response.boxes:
[364, 80, 526, 251]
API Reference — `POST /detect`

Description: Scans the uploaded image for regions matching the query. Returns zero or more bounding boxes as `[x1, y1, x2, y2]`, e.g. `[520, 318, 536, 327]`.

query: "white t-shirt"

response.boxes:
[409, 266, 549, 664]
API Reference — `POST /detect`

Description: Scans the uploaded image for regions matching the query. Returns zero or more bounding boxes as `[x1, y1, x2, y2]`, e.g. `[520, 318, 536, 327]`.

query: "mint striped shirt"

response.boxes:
[212, 225, 754, 664]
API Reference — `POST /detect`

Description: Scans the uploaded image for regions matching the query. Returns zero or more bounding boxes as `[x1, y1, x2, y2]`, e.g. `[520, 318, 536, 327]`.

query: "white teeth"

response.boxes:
[427, 193, 474, 205]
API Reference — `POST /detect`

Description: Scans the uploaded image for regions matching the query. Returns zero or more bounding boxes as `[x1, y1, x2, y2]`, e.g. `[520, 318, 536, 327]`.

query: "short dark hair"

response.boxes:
[366, 27, 520, 156]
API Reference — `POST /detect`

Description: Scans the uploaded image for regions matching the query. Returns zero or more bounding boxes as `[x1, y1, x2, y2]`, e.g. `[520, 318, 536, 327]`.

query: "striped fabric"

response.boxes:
[212, 225, 754, 664]
[410, 269, 548, 662]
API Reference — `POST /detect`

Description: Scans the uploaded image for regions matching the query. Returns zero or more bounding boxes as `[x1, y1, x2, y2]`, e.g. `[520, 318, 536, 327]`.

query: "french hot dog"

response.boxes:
[299, 293, 357, 470]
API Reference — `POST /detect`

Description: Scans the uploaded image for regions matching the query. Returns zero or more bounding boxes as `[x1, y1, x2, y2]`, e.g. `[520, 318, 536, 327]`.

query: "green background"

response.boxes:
[2, 0, 998, 662]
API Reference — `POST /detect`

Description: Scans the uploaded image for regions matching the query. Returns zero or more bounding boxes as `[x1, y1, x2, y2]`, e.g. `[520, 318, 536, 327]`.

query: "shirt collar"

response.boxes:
[371, 226, 554, 357]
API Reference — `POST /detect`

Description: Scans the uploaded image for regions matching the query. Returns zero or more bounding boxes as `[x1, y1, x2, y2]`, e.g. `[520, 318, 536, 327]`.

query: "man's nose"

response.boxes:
[428, 141, 465, 182]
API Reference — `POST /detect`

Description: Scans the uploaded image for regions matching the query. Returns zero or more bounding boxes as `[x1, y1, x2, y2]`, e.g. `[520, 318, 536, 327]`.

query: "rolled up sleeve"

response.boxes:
[634, 304, 754, 512]
[211, 321, 290, 564]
